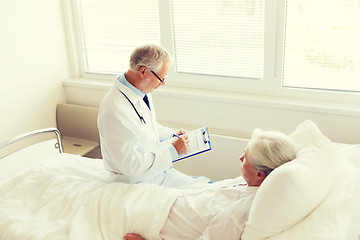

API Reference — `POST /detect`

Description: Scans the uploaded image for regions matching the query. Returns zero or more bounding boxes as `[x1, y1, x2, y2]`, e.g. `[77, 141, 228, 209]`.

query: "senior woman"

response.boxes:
[124, 129, 297, 240]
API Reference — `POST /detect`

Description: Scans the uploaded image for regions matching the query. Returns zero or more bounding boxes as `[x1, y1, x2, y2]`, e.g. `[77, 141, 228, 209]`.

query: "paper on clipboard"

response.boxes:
[172, 127, 211, 162]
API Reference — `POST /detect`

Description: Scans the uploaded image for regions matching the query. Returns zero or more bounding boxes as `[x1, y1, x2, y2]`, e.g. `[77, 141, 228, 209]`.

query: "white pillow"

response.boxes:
[242, 120, 337, 240]
[266, 151, 360, 240]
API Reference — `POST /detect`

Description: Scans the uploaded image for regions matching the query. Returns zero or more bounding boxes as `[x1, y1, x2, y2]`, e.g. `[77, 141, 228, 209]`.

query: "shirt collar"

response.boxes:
[117, 74, 145, 98]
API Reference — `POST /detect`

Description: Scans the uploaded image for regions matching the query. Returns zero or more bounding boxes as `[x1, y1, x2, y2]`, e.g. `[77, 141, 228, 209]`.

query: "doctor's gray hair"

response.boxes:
[129, 44, 172, 72]
[247, 129, 296, 176]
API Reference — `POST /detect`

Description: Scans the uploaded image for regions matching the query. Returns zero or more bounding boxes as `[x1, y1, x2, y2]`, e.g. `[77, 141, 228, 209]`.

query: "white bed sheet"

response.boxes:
[0, 153, 180, 240]
[0, 139, 60, 183]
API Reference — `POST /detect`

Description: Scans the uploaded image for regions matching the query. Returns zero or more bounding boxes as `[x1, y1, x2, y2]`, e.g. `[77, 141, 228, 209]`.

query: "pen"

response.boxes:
[172, 134, 183, 138]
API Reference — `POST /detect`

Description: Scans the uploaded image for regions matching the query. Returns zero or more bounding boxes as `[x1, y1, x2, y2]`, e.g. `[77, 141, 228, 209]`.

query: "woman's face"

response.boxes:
[240, 148, 262, 186]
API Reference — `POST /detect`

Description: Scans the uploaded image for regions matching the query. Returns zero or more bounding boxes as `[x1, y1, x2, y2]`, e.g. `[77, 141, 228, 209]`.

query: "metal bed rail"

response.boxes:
[0, 128, 64, 154]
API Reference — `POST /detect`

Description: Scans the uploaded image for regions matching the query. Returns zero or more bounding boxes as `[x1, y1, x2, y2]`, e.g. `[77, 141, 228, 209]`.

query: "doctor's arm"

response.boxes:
[157, 122, 176, 141]
[98, 112, 174, 177]
[156, 121, 188, 156]
[156, 122, 187, 141]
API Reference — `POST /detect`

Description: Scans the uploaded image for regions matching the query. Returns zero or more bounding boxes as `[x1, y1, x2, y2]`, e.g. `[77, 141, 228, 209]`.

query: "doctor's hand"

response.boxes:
[176, 128, 186, 135]
[172, 135, 189, 155]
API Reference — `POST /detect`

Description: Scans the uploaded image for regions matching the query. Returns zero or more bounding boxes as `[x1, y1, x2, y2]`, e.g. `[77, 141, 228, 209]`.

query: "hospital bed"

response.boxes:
[0, 121, 359, 240]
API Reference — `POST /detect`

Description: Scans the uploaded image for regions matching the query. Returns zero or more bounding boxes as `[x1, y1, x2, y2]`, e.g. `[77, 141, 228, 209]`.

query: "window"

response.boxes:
[74, 0, 160, 74]
[170, 0, 264, 79]
[69, 0, 360, 96]
[282, 0, 360, 92]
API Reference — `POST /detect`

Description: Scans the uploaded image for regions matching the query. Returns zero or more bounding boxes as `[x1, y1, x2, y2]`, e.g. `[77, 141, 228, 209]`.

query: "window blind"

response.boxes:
[75, 0, 160, 74]
[170, 0, 264, 79]
[282, 0, 360, 92]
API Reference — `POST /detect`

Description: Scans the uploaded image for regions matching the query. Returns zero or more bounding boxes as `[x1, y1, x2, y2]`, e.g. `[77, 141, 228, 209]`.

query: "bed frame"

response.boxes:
[0, 128, 64, 157]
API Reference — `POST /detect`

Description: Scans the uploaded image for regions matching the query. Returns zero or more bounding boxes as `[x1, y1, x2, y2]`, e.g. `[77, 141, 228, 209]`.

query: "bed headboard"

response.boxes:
[56, 104, 99, 142]
[56, 103, 101, 158]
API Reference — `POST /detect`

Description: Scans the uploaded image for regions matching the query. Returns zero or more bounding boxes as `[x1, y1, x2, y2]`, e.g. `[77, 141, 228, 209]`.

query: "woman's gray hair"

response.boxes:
[129, 44, 172, 72]
[247, 129, 296, 176]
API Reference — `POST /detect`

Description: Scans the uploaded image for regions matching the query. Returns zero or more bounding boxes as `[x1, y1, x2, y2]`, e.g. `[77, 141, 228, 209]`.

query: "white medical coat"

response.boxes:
[98, 79, 200, 186]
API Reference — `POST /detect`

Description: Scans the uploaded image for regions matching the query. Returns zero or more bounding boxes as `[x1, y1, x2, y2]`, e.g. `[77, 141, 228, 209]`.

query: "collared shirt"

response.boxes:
[117, 74, 144, 98]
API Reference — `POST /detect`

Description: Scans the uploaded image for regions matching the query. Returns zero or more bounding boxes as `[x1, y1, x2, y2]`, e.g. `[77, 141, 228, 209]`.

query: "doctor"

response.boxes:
[98, 44, 208, 187]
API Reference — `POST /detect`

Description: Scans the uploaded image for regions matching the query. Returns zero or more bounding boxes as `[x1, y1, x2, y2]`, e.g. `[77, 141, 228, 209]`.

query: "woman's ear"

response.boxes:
[257, 170, 266, 185]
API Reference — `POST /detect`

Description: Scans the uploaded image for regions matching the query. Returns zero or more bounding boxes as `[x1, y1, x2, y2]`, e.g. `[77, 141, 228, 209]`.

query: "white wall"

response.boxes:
[152, 89, 360, 144]
[63, 80, 360, 145]
[173, 134, 249, 181]
[0, 0, 70, 143]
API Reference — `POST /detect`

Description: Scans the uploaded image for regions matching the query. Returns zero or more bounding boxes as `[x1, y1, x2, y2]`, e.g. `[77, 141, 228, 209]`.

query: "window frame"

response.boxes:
[63, 0, 360, 105]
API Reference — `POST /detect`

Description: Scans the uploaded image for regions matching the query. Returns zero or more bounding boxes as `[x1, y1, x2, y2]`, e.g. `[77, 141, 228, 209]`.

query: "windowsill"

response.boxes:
[157, 85, 360, 117]
[63, 78, 360, 117]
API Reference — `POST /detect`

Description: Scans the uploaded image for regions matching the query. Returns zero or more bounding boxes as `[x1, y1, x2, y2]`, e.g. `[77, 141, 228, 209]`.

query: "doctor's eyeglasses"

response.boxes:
[145, 67, 166, 83]
[150, 70, 165, 83]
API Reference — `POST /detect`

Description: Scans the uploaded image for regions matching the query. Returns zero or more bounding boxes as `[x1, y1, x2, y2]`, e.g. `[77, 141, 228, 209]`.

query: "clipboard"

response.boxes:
[172, 127, 211, 162]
